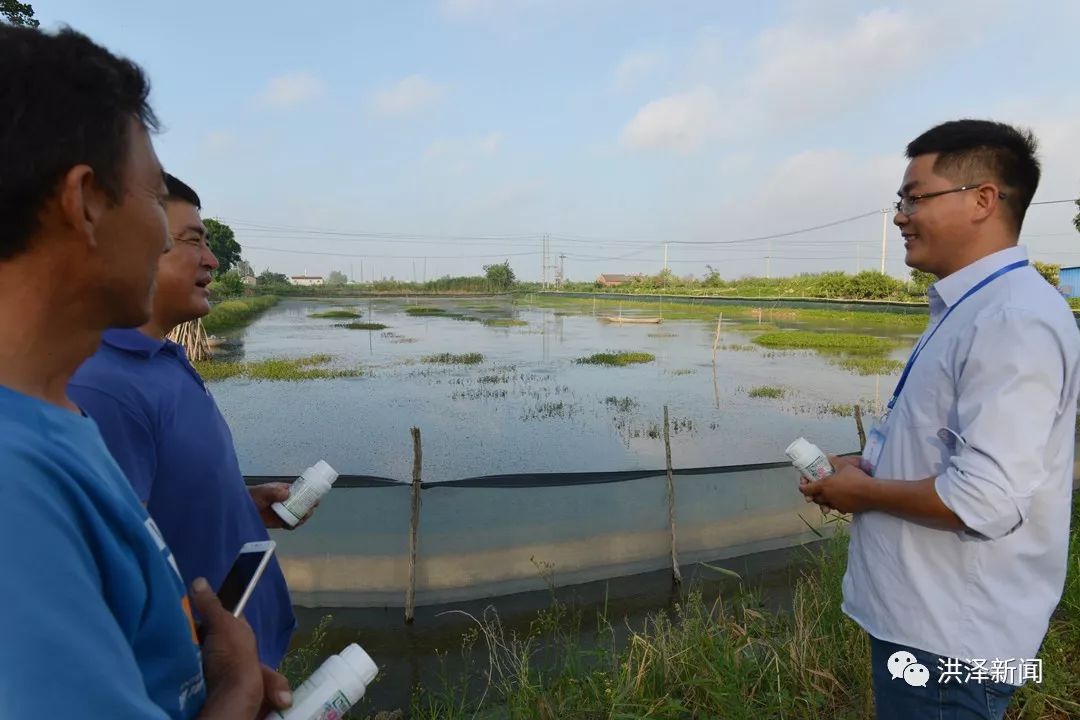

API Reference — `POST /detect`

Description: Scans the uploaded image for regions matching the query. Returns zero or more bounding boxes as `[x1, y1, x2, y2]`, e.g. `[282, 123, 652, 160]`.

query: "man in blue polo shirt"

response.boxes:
[2, 26, 287, 718]
[70, 174, 302, 668]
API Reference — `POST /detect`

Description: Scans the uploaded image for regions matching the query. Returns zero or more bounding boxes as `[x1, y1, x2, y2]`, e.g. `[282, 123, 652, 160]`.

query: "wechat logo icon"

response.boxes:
[888, 650, 930, 688]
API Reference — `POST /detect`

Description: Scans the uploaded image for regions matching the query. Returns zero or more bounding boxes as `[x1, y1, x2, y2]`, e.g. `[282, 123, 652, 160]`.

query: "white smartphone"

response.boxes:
[217, 540, 276, 617]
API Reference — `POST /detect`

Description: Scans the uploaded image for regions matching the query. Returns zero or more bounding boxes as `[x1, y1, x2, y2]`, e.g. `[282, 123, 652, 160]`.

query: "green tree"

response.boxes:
[325, 270, 347, 286]
[483, 260, 516, 290]
[1, 0, 38, 26]
[1074, 198, 1079, 234]
[208, 271, 245, 299]
[257, 270, 289, 286]
[204, 218, 242, 276]
[1033, 261, 1060, 288]
[909, 269, 936, 294]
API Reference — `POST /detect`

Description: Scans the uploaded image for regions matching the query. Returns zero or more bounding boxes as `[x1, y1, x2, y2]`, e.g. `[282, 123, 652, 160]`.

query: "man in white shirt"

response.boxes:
[801, 119, 1080, 720]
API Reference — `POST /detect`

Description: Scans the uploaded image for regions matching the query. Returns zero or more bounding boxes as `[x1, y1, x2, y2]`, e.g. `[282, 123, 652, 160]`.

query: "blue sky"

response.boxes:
[35, 0, 1080, 281]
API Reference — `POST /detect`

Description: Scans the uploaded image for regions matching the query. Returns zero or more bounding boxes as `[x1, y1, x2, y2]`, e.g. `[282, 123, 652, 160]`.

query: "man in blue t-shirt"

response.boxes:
[71, 174, 306, 668]
[0, 26, 290, 718]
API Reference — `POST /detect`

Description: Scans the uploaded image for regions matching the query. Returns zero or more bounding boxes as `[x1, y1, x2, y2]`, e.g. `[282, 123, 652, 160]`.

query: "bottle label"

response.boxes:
[283, 480, 324, 518]
[801, 456, 833, 481]
[315, 690, 352, 720]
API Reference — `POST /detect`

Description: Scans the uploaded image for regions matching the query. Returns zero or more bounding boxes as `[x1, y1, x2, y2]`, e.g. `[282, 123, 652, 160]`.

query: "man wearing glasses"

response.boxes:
[69, 175, 300, 669]
[801, 120, 1079, 719]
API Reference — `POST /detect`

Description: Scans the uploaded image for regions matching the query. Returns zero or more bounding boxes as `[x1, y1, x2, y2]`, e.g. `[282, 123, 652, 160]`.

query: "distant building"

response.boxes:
[1059, 266, 1080, 298]
[290, 275, 324, 287]
[241, 275, 257, 286]
[596, 273, 631, 287]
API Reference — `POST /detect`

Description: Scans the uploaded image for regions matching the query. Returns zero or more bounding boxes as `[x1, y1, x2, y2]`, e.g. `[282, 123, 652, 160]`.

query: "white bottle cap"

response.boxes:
[785, 437, 817, 466]
[340, 644, 378, 687]
[308, 460, 339, 486]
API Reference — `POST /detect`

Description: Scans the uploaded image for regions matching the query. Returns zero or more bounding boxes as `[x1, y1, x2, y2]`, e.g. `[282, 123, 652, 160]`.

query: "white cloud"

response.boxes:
[619, 87, 723, 152]
[370, 75, 446, 118]
[259, 72, 325, 108]
[613, 50, 664, 91]
[746, 8, 934, 121]
[201, 130, 235, 153]
[620, 7, 989, 153]
[421, 132, 505, 171]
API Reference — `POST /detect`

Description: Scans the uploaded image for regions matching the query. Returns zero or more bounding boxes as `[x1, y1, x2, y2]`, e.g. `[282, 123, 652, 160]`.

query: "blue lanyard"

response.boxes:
[887, 259, 1028, 410]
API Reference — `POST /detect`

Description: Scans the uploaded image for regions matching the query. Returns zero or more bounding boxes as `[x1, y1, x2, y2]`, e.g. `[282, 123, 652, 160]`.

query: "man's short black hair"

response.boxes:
[906, 119, 1040, 231]
[165, 174, 201, 210]
[0, 25, 159, 260]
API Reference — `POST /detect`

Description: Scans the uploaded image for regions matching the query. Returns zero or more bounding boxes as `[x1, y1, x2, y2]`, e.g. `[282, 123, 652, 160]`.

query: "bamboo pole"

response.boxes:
[854, 404, 866, 451]
[662, 406, 682, 585]
[168, 318, 211, 361]
[405, 427, 423, 623]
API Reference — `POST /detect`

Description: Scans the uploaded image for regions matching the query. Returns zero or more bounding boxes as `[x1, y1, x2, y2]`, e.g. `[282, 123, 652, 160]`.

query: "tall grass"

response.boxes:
[201, 295, 278, 334]
[402, 499, 1080, 719]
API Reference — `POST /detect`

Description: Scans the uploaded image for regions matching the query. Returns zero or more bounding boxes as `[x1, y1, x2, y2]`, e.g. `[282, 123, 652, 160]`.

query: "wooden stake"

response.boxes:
[854, 404, 866, 451]
[405, 427, 423, 623]
[663, 406, 682, 585]
[711, 313, 723, 363]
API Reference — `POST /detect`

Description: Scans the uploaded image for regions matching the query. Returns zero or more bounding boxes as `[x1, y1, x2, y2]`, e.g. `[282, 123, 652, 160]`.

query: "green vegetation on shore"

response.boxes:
[519, 294, 929, 332]
[201, 296, 278, 334]
[388, 496, 1077, 718]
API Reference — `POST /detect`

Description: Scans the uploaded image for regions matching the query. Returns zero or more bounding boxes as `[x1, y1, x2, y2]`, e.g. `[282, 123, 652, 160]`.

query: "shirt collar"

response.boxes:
[928, 245, 1028, 311]
[101, 328, 179, 359]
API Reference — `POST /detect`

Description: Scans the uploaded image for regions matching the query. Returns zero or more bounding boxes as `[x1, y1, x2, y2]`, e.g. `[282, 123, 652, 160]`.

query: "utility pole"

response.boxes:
[663, 243, 669, 272]
[556, 253, 566, 289]
[541, 234, 547, 289]
[766, 239, 772, 279]
[880, 208, 889, 275]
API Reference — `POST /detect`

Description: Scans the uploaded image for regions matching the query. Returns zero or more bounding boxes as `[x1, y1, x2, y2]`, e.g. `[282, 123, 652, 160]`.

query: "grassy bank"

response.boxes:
[519, 294, 929, 332]
[202, 295, 278, 334]
[386, 495, 1079, 719]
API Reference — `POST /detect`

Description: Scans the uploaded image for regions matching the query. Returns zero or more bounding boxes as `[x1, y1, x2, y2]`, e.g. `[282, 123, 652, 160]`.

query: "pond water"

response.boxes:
[215, 296, 921, 479]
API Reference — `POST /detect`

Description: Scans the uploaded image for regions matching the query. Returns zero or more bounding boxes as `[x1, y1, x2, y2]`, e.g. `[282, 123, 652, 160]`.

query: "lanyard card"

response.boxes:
[861, 417, 887, 476]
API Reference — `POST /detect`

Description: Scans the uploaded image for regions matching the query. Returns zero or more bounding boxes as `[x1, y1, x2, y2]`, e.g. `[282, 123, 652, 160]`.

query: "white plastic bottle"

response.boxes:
[271, 460, 339, 528]
[271, 644, 378, 720]
[785, 437, 833, 482]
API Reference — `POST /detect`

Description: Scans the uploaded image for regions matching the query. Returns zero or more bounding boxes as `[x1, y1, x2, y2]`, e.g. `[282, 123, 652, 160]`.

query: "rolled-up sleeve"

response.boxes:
[934, 308, 1067, 540]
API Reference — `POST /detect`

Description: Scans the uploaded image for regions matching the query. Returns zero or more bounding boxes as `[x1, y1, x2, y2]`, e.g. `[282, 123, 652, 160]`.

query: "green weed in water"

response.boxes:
[754, 331, 895, 354]
[309, 309, 362, 319]
[194, 354, 361, 382]
[337, 322, 389, 330]
[604, 396, 639, 412]
[483, 318, 528, 327]
[748, 385, 787, 399]
[577, 351, 655, 367]
[406, 307, 448, 316]
[422, 352, 484, 365]
[833, 356, 905, 376]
